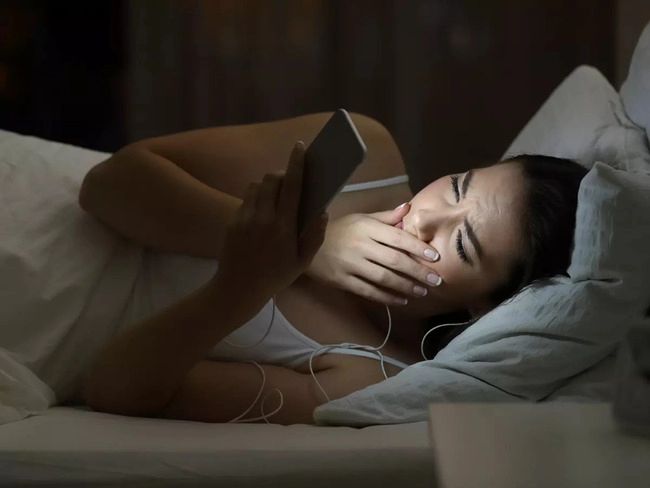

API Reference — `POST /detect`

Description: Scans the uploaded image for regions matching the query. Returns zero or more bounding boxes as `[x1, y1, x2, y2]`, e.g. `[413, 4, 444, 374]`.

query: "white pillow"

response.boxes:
[313, 64, 650, 426]
[505, 65, 650, 172]
[621, 21, 650, 142]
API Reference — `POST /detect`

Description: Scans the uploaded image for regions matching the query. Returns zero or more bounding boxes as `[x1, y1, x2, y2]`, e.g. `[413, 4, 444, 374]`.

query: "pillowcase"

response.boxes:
[313, 61, 650, 426]
[505, 65, 650, 173]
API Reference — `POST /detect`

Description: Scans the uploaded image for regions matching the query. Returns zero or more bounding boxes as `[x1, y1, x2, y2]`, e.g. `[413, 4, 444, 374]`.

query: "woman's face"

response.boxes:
[397, 161, 527, 317]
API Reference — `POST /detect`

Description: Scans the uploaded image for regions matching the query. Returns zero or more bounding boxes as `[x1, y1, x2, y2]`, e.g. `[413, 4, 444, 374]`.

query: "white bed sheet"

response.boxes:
[0, 406, 434, 487]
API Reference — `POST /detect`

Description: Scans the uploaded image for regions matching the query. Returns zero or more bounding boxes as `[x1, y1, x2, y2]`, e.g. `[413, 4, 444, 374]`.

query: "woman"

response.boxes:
[78, 112, 587, 425]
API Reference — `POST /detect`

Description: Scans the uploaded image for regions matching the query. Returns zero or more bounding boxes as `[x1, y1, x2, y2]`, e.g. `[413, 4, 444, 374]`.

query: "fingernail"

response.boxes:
[424, 249, 439, 261]
[394, 202, 408, 210]
[427, 273, 442, 286]
[413, 285, 428, 296]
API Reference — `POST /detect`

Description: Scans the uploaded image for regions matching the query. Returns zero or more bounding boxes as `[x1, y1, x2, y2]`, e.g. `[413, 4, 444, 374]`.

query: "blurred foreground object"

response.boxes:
[613, 325, 650, 437]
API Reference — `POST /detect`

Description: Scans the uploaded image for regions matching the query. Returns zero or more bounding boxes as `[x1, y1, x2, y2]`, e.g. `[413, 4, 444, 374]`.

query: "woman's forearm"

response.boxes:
[83, 279, 266, 417]
[78, 144, 242, 259]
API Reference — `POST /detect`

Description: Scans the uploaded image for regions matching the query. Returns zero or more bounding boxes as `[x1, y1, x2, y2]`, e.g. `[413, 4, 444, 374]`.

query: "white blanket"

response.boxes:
[0, 130, 144, 424]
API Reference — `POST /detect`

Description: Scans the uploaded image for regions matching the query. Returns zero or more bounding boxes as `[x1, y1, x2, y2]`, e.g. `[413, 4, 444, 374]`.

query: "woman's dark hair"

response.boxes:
[421, 154, 589, 358]
[488, 154, 588, 305]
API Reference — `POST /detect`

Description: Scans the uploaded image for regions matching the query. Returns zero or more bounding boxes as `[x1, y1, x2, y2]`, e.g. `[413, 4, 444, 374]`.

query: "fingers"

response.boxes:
[278, 141, 305, 225]
[256, 172, 283, 219]
[346, 275, 411, 306]
[361, 254, 442, 299]
[298, 211, 329, 264]
[372, 221, 440, 263]
[366, 244, 442, 289]
[240, 182, 259, 222]
[367, 201, 410, 225]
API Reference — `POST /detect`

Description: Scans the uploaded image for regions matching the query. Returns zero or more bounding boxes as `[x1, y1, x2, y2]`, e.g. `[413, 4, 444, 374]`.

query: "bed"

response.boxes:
[0, 406, 433, 487]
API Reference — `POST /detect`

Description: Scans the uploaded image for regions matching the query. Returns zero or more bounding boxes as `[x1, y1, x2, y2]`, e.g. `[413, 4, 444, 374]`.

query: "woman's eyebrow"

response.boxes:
[461, 170, 483, 260]
[461, 169, 473, 198]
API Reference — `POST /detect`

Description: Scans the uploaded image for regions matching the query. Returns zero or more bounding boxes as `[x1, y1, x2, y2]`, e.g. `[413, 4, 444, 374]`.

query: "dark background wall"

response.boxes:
[2, 0, 648, 191]
[0, 1, 126, 151]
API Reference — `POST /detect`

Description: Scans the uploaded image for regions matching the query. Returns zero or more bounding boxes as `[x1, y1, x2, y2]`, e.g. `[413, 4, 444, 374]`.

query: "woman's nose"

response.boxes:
[411, 210, 444, 239]
[412, 207, 464, 240]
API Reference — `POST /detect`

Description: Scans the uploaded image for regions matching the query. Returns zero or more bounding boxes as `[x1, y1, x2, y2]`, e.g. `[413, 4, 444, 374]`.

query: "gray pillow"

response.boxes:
[313, 162, 650, 426]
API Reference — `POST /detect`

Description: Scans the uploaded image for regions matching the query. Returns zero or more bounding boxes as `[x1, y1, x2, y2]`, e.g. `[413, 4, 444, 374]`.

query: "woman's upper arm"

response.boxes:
[131, 112, 407, 200]
[156, 359, 382, 426]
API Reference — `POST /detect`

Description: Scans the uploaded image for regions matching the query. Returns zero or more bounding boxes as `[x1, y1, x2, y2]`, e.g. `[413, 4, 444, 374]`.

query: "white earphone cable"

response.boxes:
[222, 294, 471, 423]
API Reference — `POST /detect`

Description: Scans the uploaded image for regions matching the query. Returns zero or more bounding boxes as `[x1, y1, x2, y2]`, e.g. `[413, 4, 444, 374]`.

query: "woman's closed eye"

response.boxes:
[456, 229, 469, 263]
[450, 175, 470, 264]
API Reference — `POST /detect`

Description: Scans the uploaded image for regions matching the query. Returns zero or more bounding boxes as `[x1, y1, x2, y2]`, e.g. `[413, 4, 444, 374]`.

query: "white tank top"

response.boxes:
[206, 296, 411, 370]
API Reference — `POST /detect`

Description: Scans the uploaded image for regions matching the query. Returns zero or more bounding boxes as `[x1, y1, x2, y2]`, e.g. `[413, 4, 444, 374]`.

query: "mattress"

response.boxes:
[0, 406, 435, 487]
